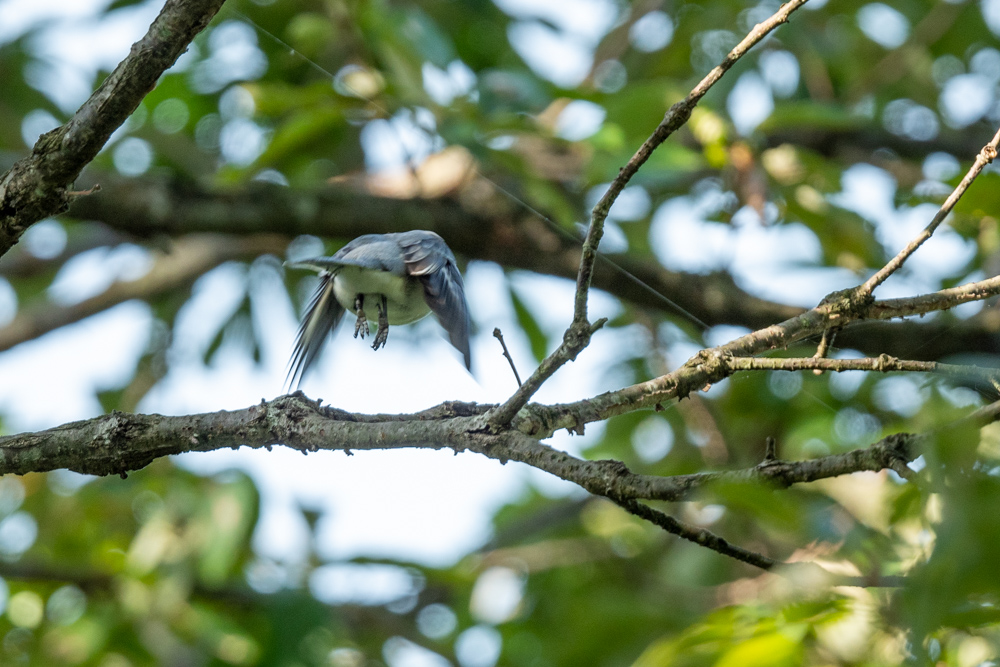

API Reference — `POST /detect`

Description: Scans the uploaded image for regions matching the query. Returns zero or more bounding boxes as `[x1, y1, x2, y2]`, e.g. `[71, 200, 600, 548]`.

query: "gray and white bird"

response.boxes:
[285, 230, 471, 388]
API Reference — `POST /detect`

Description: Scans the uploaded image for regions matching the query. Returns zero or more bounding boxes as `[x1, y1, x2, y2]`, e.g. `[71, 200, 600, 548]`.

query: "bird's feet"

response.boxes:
[372, 296, 389, 351]
[353, 295, 369, 339]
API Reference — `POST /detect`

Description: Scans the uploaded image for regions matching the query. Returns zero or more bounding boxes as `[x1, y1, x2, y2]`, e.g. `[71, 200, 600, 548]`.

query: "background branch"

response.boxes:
[0, 234, 285, 352]
[65, 177, 1000, 362]
[68, 177, 801, 329]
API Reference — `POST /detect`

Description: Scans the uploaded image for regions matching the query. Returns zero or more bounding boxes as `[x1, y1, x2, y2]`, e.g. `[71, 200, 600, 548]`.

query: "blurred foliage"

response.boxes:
[2, 0, 1000, 664]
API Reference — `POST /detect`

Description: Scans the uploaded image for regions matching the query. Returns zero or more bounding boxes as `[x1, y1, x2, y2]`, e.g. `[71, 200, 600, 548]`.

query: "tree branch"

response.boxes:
[727, 354, 1000, 387]
[870, 274, 1000, 320]
[64, 177, 1000, 361]
[486, 0, 811, 431]
[0, 234, 285, 352]
[576, 0, 811, 324]
[67, 177, 802, 330]
[0, 385, 993, 577]
[856, 125, 1000, 297]
[0, 0, 227, 258]
[0, 392, 981, 504]
[613, 497, 779, 570]
[521, 296, 1000, 435]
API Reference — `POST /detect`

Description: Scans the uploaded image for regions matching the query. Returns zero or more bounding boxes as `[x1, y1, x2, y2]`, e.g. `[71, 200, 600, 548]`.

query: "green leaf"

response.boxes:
[715, 631, 803, 667]
[508, 285, 547, 363]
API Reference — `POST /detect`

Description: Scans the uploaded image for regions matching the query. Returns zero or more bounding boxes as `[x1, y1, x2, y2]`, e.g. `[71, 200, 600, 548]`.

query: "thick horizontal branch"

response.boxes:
[0, 392, 969, 505]
[0, 391, 959, 582]
[65, 177, 1000, 362]
[0, 0, 227, 257]
[67, 176, 799, 330]
[0, 394, 491, 476]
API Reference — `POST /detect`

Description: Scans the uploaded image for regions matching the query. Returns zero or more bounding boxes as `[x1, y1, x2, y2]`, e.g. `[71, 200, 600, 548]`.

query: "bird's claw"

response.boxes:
[353, 314, 369, 339]
[372, 296, 389, 351]
[353, 295, 369, 339]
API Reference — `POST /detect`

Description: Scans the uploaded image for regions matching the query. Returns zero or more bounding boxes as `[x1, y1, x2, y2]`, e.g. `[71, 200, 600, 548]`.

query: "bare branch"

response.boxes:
[1, 391, 985, 504]
[0, 393, 486, 477]
[487, 318, 607, 430]
[727, 354, 1000, 387]
[522, 332, 998, 436]
[614, 497, 905, 586]
[869, 274, 1000, 320]
[574, 0, 811, 324]
[857, 125, 1000, 297]
[492, 328, 522, 387]
[0, 0, 227, 257]
[487, 0, 811, 431]
[613, 497, 779, 570]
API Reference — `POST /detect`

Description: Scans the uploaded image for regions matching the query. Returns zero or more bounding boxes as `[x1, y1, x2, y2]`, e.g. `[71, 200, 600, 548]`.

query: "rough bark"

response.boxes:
[0, 0, 228, 257]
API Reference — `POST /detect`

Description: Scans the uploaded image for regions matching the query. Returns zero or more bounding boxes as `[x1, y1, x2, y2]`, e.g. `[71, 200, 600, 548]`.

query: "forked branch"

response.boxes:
[487, 0, 812, 430]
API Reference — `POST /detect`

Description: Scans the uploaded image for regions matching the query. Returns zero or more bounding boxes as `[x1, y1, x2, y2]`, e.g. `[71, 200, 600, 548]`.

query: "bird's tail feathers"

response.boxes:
[286, 273, 345, 390]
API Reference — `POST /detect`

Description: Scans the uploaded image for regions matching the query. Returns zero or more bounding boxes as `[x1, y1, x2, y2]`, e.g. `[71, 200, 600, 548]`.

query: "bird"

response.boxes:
[285, 230, 471, 388]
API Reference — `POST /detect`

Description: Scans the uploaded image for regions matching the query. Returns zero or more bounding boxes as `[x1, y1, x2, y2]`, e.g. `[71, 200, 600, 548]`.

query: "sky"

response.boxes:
[0, 0, 992, 613]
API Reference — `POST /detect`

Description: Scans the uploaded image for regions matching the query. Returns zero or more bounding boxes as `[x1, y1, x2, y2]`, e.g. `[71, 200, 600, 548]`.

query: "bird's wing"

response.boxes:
[287, 272, 345, 389]
[399, 231, 472, 369]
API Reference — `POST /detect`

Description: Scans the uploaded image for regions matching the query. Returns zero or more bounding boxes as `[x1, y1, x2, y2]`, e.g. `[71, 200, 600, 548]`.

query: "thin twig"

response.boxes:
[869, 274, 1000, 320]
[763, 436, 778, 462]
[613, 497, 779, 570]
[857, 125, 1000, 297]
[811, 328, 835, 375]
[616, 496, 905, 586]
[492, 328, 522, 387]
[64, 184, 101, 198]
[727, 354, 1000, 388]
[486, 0, 810, 431]
[574, 0, 811, 324]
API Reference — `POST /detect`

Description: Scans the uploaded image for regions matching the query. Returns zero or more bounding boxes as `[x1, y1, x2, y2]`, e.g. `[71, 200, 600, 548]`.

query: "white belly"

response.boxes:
[333, 267, 431, 325]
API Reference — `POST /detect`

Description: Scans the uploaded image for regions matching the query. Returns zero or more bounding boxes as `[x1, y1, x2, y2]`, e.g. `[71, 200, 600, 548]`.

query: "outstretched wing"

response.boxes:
[399, 231, 471, 369]
[287, 272, 346, 389]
